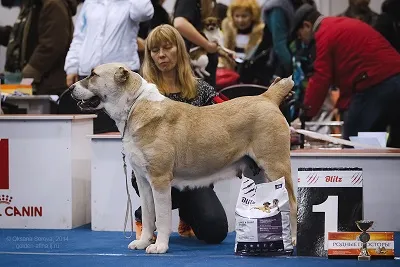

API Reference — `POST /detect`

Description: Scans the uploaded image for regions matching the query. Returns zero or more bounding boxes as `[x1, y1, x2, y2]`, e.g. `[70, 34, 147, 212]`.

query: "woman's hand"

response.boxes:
[223, 48, 236, 59]
[137, 37, 145, 52]
[205, 41, 218, 54]
[66, 74, 79, 87]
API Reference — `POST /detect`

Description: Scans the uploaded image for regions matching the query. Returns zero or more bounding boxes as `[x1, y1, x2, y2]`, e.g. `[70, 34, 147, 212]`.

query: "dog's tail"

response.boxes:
[262, 76, 294, 105]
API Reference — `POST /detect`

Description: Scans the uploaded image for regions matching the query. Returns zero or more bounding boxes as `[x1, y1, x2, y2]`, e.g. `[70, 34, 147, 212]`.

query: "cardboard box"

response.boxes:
[328, 232, 394, 258]
[0, 85, 33, 95]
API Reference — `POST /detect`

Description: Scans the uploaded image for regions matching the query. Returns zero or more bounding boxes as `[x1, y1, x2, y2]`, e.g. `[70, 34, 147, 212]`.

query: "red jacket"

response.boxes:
[304, 17, 400, 117]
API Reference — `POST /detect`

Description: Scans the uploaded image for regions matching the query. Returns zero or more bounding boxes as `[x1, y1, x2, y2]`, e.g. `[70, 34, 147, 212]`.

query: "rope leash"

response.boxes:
[122, 151, 134, 239]
[121, 95, 139, 239]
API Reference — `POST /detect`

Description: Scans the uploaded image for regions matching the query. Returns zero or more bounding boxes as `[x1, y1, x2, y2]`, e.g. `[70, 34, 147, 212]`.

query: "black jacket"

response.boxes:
[0, 26, 11, 46]
[374, 0, 400, 53]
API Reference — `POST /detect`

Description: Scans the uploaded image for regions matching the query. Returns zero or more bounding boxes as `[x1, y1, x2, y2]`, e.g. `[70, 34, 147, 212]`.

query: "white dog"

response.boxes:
[70, 63, 296, 254]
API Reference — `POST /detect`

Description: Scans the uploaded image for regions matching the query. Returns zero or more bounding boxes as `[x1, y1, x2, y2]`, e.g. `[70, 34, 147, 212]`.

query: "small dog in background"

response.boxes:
[202, 17, 223, 45]
[189, 46, 210, 78]
[189, 16, 236, 77]
[203, 17, 237, 65]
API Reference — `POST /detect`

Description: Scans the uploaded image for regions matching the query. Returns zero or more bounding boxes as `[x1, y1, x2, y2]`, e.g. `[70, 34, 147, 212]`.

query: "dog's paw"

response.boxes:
[145, 243, 169, 254]
[128, 239, 152, 250]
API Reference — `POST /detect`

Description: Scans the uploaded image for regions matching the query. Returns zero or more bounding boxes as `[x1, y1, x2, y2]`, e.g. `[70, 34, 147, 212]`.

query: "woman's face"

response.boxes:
[232, 8, 253, 30]
[150, 42, 178, 73]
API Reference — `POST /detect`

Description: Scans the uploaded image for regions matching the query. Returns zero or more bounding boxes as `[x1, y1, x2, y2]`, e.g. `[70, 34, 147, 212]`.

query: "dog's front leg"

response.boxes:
[128, 175, 156, 250]
[145, 177, 172, 254]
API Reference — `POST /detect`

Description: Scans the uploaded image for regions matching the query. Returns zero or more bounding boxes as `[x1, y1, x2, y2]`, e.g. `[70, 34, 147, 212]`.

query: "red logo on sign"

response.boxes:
[0, 139, 9, 190]
[0, 195, 43, 217]
[325, 176, 342, 183]
[351, 173, 363, 185]
[307, 173, 319, 184]
[0, 194, 12, 204]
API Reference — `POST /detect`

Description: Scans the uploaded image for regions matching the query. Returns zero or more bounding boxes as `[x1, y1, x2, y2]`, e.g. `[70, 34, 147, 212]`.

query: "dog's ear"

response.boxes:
[114, 67, 129, 84]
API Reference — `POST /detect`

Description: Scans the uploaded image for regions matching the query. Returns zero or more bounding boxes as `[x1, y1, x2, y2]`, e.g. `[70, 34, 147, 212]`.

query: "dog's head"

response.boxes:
[202, 17, 220, 32]
[70, 63, 143, 112]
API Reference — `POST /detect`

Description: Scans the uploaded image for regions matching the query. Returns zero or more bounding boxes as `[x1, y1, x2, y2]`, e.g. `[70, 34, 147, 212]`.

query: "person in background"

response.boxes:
[63, 0, 153, 133]
[173, 0, 219, 87]
[65, 0, 153, 85]
[220, 0, 264, 70]
[258, 0, 305, 79]
[137, 0, 171, 62]
[293, 4, 400, 148]
[374, 0, 400, 53]
[4, 0, 77, 96]
[216, 2, 228, 22]
[138, 0, 171, 41]
[133, 24, 229, 244]
[338, 0, 378, 26]
[288, 0, 319, 122]
[0, 26, 12, 47]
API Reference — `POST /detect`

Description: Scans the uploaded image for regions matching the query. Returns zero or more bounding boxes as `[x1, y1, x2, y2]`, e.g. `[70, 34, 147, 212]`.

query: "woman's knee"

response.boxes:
[199, 221, 228, 244]
[193, 213, 228, 244]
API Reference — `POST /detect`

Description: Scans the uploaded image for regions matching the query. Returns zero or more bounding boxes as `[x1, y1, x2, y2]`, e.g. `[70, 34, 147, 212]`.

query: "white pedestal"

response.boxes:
[0, 115, 96, 229]
[90, 134, 400, 232]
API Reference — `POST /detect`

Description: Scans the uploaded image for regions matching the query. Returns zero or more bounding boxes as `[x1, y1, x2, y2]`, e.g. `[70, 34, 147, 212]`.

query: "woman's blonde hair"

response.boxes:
[142, 25, 197, 99]
[227, 0, 262, 25]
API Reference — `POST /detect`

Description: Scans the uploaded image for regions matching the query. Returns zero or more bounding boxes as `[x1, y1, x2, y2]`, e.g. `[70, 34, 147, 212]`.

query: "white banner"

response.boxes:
[298, 169, 363, 188]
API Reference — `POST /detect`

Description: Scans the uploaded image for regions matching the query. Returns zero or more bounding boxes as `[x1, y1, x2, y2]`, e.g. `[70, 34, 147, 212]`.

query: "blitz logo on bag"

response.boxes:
[241, 197, 255, 205]
[275, 184, 283, 189]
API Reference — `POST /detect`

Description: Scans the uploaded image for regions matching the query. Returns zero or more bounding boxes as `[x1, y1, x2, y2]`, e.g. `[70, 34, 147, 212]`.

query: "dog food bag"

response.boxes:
[234, 176, 293, 256]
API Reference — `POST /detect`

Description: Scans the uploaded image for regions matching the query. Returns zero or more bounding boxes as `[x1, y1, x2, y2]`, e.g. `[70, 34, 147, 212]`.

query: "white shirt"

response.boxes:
[235, 34, 250, 59]
[64, 0, 154, 76]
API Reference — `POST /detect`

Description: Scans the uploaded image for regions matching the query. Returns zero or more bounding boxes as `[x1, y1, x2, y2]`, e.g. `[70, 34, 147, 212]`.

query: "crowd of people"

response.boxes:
[0, 0, 400, 244]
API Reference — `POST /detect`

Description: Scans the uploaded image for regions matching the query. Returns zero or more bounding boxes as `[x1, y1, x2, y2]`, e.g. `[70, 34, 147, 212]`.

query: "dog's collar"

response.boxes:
[121, 91, 142, 140]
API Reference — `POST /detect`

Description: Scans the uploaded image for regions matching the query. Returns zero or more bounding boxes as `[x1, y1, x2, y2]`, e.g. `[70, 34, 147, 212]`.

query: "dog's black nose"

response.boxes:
[68, 84, 75, 91]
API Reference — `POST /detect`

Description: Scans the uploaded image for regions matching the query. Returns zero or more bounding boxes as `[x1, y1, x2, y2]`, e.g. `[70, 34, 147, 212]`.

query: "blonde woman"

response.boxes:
[132, 24, 228, 244]
[220, 0, 264, 69]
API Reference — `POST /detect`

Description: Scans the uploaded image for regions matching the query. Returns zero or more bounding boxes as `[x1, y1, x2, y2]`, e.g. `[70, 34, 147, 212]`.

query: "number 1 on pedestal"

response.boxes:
[312, 196, 339, 250]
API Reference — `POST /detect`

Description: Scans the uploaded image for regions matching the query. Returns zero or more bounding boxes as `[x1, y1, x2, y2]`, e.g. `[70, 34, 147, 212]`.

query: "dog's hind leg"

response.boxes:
[145, 173, 172, 254]
[249, 128, 297, 245]
[128, 175, 156, 250]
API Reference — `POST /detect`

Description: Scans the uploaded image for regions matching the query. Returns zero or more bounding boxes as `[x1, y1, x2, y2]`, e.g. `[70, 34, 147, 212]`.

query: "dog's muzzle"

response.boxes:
[68, 84, 101, 110]
[76, 95, 101, 110]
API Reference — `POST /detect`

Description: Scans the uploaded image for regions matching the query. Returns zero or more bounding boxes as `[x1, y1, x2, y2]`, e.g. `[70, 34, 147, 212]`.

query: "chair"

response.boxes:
[218, 84, 269, 99]
[219, 83, 294, 119]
